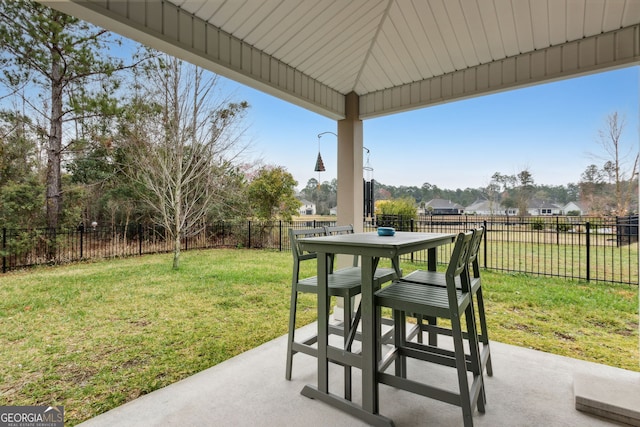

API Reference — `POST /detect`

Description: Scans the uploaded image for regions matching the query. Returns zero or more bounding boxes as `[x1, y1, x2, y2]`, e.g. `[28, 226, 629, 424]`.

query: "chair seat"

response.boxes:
[402, 269, 480, 293]
[375, 279, 468, 318]
[335, 266, 398, 283]
[297, 271, 362, 294]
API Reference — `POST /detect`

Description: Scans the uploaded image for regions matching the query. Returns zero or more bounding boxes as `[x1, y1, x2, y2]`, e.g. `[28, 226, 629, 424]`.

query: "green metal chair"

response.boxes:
[402, 226, 492, 376]
[323, 224, 400, 346]
[375, 231, 485, 427]
[285, 227, 363, 400]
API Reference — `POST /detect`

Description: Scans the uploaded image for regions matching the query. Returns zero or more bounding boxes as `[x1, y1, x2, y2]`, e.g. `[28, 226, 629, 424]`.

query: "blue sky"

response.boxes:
[226, 65, 639, 191]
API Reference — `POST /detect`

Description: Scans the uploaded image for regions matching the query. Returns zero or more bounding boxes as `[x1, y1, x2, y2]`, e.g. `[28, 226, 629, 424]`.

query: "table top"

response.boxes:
[298, 231, 456, 258]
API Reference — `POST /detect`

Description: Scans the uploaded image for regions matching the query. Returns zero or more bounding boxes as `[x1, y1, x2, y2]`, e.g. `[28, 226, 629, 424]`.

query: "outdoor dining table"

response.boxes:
[297, 231, 456, 426]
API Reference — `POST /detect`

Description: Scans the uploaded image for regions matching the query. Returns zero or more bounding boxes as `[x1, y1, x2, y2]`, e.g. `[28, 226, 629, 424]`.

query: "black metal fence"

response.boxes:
[371, 215, 638, 285]
[1, 215, 638, 285]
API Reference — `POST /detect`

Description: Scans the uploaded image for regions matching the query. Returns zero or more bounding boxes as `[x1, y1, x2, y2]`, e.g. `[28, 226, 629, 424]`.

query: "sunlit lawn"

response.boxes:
[0, 249, 637, 425]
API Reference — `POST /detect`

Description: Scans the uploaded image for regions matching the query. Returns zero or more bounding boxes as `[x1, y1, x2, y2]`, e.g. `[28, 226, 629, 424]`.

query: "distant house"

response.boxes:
[527, 199, 562, 216]
[423, 198, 464, 215]
[562, 201, 587, 216]
[465, 200, 504, 216]
[298, 199, 316, 216]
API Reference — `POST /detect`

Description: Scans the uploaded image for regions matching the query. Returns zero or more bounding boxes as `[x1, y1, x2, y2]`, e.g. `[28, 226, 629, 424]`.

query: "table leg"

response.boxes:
[427, 247, 437, 271]
[427, 247, 438, 346]
[361, 255, 378, 413]
[317, 251, 329, 393]
[391, 256, 401, 277]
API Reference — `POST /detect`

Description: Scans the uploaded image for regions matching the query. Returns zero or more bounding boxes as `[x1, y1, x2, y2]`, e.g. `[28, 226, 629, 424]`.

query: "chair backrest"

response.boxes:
[468, 226, 485, 278]
[324, 224, 359, 267]
[445, 230, 474, 292]
[324, 224, 355, 235]
[289, 227, 326, 283]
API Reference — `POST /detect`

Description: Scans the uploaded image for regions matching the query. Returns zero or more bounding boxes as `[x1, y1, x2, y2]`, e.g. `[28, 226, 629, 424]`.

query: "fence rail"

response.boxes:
[1, 215, 637, 285]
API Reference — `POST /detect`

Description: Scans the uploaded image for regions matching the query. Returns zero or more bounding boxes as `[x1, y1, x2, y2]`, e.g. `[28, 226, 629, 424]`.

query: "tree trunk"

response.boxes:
[47, 48, 64, 230]
[173, 232, 180, 270]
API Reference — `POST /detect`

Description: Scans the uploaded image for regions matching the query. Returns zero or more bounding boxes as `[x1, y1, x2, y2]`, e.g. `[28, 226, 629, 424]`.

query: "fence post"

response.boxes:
[79, 224, 84, 259]
[410, 218, 414, 232]
[248, 220, 251, 249]
[483, 220, 488, 269]
[2, 228, 6, 273]
[138, 223, 143, 256]
[409, 218, 414, 262]
[279, 220, 282, 251]
[556, 216, 560, 246]
[586, 221, 591, 282]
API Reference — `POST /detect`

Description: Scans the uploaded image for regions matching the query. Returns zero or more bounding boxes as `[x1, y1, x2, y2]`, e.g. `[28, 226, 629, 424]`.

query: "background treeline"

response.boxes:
[374, 180, 578, 208]
[0, 0, 301, 263]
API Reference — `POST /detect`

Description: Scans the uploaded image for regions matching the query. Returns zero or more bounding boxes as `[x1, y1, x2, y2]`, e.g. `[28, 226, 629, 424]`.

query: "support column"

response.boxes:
[333, 92, 364, 322]
[337, 92, 364, 232]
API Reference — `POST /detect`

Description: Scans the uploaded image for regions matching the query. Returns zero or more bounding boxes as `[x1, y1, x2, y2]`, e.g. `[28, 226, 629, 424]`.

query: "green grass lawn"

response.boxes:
[0, 249, 637, 425]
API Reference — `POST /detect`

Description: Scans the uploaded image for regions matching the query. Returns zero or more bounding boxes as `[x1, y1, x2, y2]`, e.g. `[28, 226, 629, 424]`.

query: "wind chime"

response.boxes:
[314, 132, 331, 188]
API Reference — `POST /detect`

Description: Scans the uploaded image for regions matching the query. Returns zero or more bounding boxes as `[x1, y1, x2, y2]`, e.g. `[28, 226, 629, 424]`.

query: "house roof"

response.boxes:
[425, 198, 463, 210]
[528, 199, 563, 209]
[564, 201, 586, 210]
[41, 1, 640, 121]
[466, 199, 502, 212]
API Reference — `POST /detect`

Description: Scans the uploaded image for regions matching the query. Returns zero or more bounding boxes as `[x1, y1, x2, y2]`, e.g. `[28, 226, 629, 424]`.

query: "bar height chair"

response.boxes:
[285, 227, 363, 400]
[324, 224, 399, 346]
[402, 226, 492, 376]
[375, 231, 485, 427]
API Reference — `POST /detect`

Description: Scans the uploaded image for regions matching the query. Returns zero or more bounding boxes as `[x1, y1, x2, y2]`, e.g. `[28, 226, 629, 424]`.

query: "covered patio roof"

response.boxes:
[42, 1, 640, 121]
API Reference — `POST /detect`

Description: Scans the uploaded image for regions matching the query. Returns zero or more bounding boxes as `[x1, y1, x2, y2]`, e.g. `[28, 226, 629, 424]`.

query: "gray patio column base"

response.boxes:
[574, 372, 640, 426]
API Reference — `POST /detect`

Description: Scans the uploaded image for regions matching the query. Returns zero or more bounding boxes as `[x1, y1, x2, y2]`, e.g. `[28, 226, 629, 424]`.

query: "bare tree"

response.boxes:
[122, 55, 249, 269]
[516, 169, 534, 216]
[594, 112, 638, 216]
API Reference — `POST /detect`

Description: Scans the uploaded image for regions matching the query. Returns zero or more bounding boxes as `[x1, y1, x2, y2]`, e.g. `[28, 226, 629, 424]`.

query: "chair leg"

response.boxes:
[465, 299, 486, 413]
[285, 287, 298, 380]
[344, 295, 353, 401]
[450, 313, 475, 427]
[426, 316, 438, 346]
[475, 289, 493, 376]
[415, 314, 424, 344]
[393, 309, 407, 378]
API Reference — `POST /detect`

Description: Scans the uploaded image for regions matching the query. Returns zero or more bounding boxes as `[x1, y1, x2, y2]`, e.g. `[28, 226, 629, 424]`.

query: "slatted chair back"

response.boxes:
[289, 227, 326, 283]
[466, 226, 492, 376]
[445, 230, 474, 295]
[467, 226, 484, 278]
[324, 224, 359, 267]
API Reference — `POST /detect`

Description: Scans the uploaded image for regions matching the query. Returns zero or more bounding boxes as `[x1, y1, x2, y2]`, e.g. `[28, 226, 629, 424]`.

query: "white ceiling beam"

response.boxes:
[360, 24, 640, 118]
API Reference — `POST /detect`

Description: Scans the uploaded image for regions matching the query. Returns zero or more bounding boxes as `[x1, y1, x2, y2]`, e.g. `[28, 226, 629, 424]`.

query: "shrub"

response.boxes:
[531, 218, 545, 230]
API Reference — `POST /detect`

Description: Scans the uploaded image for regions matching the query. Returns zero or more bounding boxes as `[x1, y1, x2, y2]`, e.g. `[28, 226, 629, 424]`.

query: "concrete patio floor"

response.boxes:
[78, 322, 639, 427]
